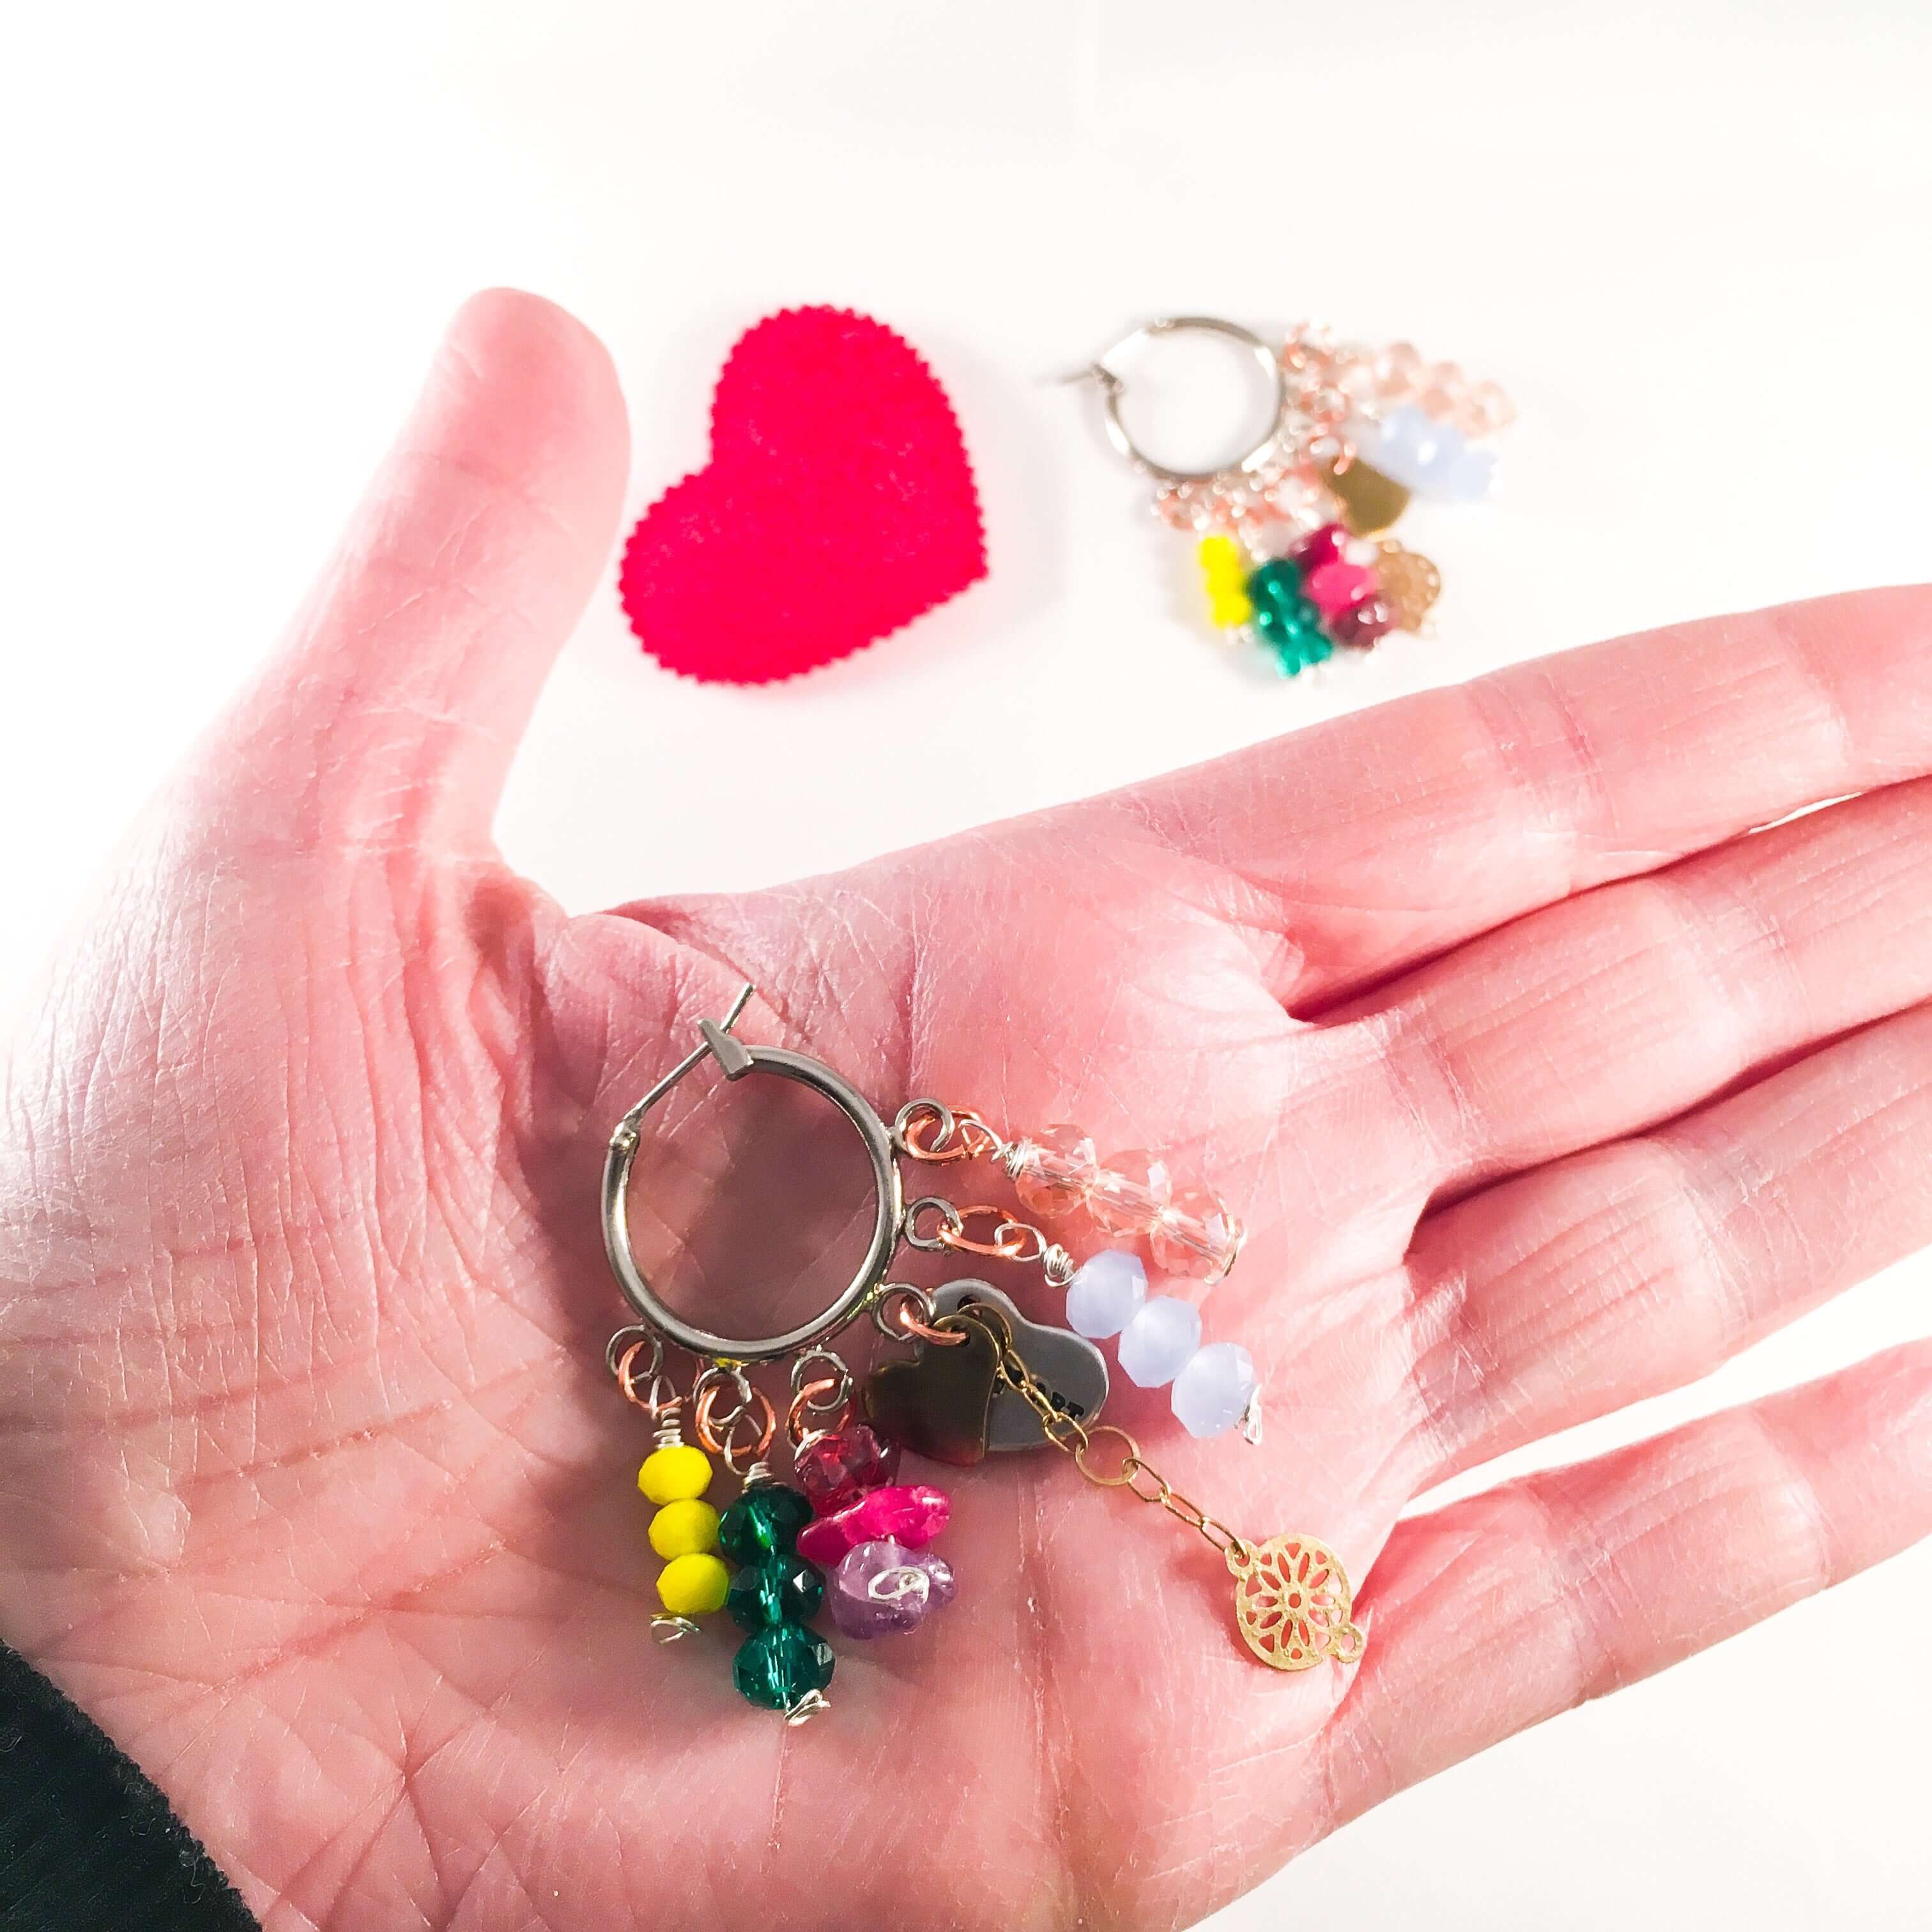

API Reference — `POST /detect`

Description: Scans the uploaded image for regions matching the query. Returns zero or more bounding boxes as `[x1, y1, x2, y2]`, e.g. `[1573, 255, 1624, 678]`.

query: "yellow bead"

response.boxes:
[638, 1444, 712, 1505]
[648, 1498, 721, 1560]
[1209, 590, 1254, 627]
[1197, 533, 1243, 580]
[657, 1551, 730, 1616]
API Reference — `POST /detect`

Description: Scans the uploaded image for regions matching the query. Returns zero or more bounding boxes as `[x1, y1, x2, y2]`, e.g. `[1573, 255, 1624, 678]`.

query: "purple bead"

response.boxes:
[920, 1551, 957, 1609]
[829, 1538, 958, 1639]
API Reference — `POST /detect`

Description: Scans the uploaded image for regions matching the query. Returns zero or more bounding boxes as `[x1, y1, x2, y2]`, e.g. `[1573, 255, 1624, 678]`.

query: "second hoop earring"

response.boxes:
[1068, 315, 1514, 677]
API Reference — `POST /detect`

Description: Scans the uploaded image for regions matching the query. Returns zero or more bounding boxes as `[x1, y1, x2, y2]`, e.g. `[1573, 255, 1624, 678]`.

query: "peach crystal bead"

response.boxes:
[1469, 379, 1515, 434]
[1087, 1147, 1174, 1238]
[1150, 1188, 1246, 1285]
[1011, 1124, 1099, 1216]
[1376, 341, 1422, 400]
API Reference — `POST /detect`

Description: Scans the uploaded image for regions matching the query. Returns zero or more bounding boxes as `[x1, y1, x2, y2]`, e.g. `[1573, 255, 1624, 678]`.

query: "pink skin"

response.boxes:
[3, 289, 1931, 1931]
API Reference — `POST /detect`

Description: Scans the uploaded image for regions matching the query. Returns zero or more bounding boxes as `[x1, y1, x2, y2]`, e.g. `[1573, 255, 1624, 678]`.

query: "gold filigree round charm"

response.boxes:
[1227, 1535, 1365, 1671]
[1376, 541, 1442, 633]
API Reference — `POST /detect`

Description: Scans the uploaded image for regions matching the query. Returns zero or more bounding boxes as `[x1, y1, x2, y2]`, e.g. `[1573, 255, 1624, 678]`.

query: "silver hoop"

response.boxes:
[601, 984, 905, 1363]
[1068, 316, 1289, 489]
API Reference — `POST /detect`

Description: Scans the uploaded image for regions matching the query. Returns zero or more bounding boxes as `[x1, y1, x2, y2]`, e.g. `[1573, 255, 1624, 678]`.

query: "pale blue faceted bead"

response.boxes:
[1065, 1248, 1147, 1340]
[1406, 419, 1466, 489]
[1170, 1342, 1258, 1439]
[1439, 444, 1496, 503]
[1367, 404, 1435, 487]
[1116, 1296, 1203, 1388]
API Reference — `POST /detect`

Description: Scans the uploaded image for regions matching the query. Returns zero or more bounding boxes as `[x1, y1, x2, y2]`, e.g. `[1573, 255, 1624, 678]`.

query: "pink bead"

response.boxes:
[794, 1424, 900, 1517]
[1332, 353, 1377, 404]
[1149, 1188, 1246, 1285]
[1420, 362, 1464, 420]
[1289, 522, 1349, 573]
[1087, 1148, 1173, 1239]
[1470, 379, 1515, 433]
[1376, 341, 1422, 400]
[1011, 1124, 1098, 1217]
[1303, 561, 1377, 618]
[795, 1482, 951, 1565]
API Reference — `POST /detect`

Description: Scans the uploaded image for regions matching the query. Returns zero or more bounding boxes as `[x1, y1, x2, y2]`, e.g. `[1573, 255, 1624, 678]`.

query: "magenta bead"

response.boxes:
[828, 1539, 958, 1639]
[795, 1482, 951, 1565]
[1303, 560, 1377, 618]
[1330, 595, 1397, 647]
[794, 1425, 900, 1517]
[1291, 522, 1349, 572]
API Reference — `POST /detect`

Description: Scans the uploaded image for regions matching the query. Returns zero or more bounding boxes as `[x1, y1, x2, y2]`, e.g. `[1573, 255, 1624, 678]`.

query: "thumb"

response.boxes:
[199, 288, 630, 855]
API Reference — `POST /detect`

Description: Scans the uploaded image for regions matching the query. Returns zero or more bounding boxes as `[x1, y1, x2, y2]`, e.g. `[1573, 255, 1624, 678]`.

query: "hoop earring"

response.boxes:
[1066, 314, 1513, 676]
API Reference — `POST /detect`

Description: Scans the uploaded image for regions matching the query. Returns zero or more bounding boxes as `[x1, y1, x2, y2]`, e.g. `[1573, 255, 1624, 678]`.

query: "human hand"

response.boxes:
[3, 291, 1928, 1931]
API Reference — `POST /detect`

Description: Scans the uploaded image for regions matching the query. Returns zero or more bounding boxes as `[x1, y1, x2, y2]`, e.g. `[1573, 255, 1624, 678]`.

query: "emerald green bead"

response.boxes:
[726, 1554, 825, 1633]
[1246, 557, 1302, 602]
[1269, 629, 1335, 676]
[733, 1621, 835, 1712]
[1246, 558, 1330, 666]
[718, 1482, 813, 1563]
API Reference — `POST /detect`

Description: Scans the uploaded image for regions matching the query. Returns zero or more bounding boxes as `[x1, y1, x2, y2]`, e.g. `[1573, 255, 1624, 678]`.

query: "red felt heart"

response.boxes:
[618, 307, 986, 684]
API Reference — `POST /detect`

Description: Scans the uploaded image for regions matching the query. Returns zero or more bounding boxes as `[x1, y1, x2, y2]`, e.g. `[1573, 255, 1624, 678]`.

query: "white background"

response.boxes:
[4, 4, 1930, 1926]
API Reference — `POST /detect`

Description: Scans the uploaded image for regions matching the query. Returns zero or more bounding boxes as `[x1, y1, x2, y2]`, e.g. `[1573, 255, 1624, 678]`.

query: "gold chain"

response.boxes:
[942, 1305, 1250, 1563]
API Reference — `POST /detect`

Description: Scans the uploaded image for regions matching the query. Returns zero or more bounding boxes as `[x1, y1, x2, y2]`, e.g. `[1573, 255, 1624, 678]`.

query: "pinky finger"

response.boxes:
[1321, 1341, 1932, 1827]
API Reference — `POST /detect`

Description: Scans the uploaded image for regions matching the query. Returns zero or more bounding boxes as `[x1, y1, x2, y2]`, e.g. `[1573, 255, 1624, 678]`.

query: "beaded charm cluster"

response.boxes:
[601, 986, 1365, 1722]
[615, 1340, 962, 1722]
[1080, 317, 1512, 678]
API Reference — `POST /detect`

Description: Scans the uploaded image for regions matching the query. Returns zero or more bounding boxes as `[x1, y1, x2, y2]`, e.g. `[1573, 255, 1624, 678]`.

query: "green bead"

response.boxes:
[1246, 558, 1328, 659]
[718, 1482, 813, 1563]
[1245, 557, 1302, 604]
[726, 1554, 825, 1634]
[733, 1621, 835, 1712]
[1269, 629, 1335, 677]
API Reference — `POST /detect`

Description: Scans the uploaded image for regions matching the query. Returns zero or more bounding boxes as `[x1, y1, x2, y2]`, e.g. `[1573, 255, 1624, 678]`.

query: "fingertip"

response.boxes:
[418, 286, 631, 523]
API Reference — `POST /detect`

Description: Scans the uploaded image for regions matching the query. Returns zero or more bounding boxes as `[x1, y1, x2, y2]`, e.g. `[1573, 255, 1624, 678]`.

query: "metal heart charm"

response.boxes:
[861, 1315, 999, 1467]
[930, 1280, 1109, 1451]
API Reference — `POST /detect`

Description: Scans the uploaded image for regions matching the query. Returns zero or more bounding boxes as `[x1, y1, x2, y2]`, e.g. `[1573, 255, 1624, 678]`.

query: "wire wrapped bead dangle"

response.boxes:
[611, 1331, 730, 1641]
[893, 1101, 1261, 1444]
[1067, 315, 1512, 677]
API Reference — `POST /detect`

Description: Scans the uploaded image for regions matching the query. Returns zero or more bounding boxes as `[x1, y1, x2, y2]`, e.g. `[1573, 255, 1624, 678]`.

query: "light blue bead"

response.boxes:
[1372, 404, 1471, 493]
[1065, 1249, 1147, 1340]
[1439, 445, 1495, 503]
[1116, 1296, 1202, 1388]
[1369, 404, 1433, 487]
[1171, 1342, 1258, 1439]
[1407, 418, 1464, 486]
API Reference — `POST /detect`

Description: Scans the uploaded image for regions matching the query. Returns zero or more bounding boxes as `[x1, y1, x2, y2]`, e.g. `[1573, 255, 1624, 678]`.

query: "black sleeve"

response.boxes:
[0, 1643, 259, 1931]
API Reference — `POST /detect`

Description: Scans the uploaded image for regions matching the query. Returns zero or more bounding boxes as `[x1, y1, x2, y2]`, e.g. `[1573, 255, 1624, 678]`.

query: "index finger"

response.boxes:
[1103, 585, 1932, 1008]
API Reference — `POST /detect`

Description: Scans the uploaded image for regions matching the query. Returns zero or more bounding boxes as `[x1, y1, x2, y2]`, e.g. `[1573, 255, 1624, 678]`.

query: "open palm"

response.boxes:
[4, 291, 1929, 1932]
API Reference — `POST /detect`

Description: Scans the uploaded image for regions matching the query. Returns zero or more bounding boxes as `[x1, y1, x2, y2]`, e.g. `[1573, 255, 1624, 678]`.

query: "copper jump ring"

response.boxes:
[932, 1202, 1033, 1261]
[615, 1338, 675, 1414]
[875, 1285, 967, 1348]
[786, 1376, 850, 1444]
[694, 1379, 777, 1460]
